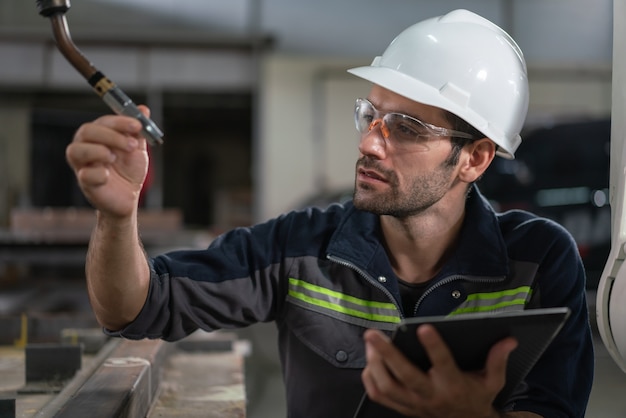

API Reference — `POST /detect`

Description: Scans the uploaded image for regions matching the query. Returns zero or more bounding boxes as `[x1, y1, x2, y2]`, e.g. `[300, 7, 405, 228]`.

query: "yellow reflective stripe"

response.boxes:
[465, 286, 532, 302]
[289, 289, 401, 323]
[289, 278, 396, 309]
[447, 286, 532, 316]
[448, 299, 527, 316]
[288, 278, 400, 324]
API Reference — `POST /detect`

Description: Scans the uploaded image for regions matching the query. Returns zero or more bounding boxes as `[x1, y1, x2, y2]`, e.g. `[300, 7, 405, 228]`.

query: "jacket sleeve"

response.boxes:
[105, 215, 296, 341]
[507, 217, 594, 418]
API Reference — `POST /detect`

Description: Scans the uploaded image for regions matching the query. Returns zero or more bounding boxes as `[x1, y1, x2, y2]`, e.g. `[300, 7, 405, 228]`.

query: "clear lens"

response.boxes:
[354, 100, 376, 133]
[385, 113, 431, 144]
[354, 98, 474, 152]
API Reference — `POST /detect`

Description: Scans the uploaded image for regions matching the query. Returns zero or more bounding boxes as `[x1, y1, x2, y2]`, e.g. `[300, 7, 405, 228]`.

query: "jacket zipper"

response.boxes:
[327, 254, 404, 318]
[413, 274, 507, 316]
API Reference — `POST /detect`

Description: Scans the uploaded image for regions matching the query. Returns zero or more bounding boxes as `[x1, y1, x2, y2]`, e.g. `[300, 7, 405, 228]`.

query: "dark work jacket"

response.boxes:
[109, 185, 594, 418]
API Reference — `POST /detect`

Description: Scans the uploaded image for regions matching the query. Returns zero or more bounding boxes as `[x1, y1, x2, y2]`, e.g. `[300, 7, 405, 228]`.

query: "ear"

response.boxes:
[458, 138, 496, 183]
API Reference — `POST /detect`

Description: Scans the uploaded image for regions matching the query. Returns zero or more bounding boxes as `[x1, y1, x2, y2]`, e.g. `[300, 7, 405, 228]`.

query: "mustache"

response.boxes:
[356, 156, 398, 184]
[356, 156, 389, 174]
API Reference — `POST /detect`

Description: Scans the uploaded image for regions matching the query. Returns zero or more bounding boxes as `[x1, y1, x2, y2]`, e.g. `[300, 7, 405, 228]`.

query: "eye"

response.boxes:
[396, 121, 420, 137]
[361, 112, 374, 124]
[356, 105, 378, 132]
[392, 116, 429, 142]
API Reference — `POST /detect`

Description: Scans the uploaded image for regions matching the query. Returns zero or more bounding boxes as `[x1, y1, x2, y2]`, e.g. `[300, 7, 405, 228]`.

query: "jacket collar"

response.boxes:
[327, 184, 509, 280]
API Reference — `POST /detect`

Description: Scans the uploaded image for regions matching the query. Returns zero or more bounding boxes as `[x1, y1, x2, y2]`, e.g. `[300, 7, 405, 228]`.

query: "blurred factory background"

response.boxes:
[0, 0, 622, 417]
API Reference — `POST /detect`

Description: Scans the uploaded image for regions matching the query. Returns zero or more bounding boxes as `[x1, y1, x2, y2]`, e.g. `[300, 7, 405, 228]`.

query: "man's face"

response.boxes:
[352, 86, 462, 218]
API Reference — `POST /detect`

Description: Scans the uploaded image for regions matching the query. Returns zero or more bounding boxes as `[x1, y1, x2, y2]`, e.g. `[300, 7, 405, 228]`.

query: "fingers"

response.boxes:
[66, 114, 142, 170]
[76, 164, 111, 188]
[419, 322, 517, 406]
[369, 329, 430, 390]
[417, 324, 458, 372]
[76, 115, 142, 148]
[362, 330, 397, 396]
[419, 324, 517, 385]
[362, 325, 517, 416]
[362, 329, 423, 409]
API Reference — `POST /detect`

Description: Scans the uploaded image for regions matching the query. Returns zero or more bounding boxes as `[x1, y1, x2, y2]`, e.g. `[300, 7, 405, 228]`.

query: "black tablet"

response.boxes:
[353, 307, 571, 418]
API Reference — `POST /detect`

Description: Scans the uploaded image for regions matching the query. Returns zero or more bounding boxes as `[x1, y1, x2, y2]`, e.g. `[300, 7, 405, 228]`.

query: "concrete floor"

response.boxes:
[238, 297, 626, 418]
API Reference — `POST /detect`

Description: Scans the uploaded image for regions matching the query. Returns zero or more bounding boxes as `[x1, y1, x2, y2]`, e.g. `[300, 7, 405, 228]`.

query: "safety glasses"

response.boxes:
[354, 98, 476, 152]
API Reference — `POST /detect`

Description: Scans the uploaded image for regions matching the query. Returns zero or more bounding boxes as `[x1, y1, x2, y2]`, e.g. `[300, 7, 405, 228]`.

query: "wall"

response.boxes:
[255, 56, 369, 220]
[528, 65, 612, 125]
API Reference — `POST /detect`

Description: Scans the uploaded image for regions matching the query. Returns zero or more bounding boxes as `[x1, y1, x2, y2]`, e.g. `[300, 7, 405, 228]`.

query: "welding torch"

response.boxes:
[36, 0, 164, 146]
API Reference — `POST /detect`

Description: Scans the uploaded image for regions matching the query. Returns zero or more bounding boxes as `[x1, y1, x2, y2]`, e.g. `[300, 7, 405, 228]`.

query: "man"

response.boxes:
[66, 9, 593, 418]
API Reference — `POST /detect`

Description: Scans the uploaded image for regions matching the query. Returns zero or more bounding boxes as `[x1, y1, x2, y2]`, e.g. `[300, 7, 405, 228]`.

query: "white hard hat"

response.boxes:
[348, 9, 529, 159]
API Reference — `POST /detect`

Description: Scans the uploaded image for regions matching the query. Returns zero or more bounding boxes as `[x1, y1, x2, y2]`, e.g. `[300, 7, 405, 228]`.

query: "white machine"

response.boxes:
[596, 0, 626, 373]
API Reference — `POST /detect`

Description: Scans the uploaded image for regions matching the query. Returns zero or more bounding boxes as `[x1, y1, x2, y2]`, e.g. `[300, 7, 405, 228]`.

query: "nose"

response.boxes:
[358, 118, 388, 158]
